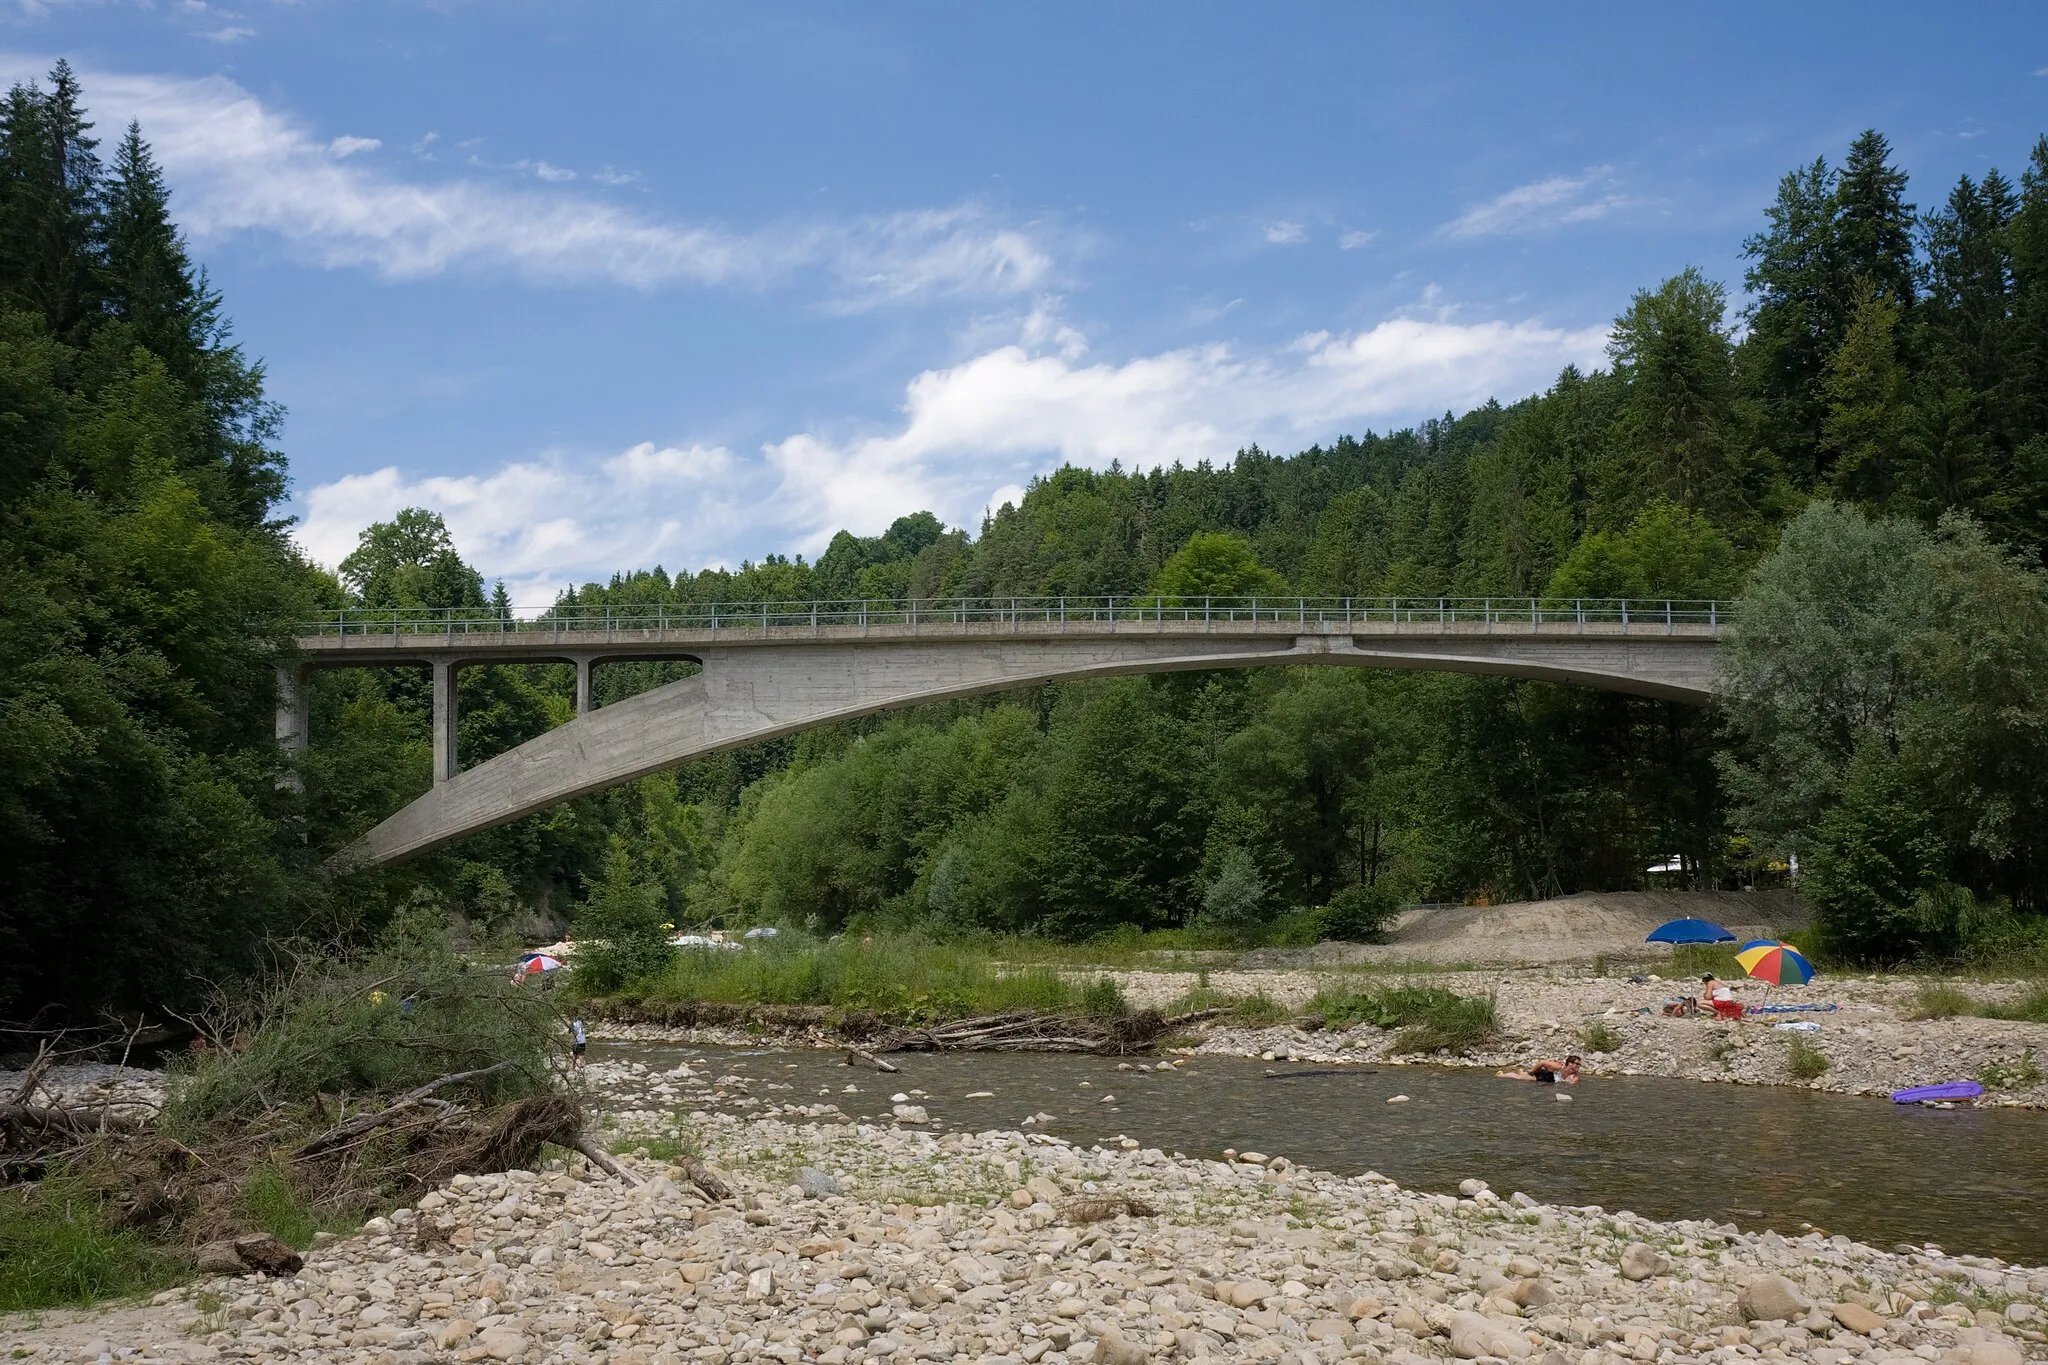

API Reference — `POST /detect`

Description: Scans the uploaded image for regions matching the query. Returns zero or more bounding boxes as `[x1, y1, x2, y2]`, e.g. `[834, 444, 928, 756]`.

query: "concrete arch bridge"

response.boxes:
[283, 595, 1729, 868]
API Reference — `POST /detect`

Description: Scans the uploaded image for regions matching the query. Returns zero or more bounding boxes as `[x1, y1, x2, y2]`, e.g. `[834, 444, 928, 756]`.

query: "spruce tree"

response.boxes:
[101, 121, 204, 375]
[0, 62, 103, 342]
[1835, 130, 1917, 309]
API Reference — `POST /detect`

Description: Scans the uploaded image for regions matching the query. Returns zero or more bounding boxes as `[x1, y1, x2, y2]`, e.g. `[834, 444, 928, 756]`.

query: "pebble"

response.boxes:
[9, 1051, 2044, 1365]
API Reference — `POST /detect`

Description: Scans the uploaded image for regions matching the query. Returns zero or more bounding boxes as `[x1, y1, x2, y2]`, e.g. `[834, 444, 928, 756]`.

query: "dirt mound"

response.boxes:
[1242, 889, 1805, 969]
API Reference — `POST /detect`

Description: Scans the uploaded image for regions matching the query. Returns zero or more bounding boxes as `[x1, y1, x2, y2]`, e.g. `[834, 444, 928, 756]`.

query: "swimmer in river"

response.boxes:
[1497, 1054, 1581, 1085]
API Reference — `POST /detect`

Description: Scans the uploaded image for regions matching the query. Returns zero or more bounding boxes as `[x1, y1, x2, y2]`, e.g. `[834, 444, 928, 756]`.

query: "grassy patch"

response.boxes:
[1977, 1049, 2042, 1091]
[1904, 982, 1977, 1020]
[235, 1161, 358, 1250]
[1579, 1022, 1624, 1054]
[1307, 984, 1497, 1053]
[1786, 1039, 1830, 1081]
[0, 1175, 185, 1312]
[1979, 985, 2048, 1024]
[609, 932, 1126, 1025]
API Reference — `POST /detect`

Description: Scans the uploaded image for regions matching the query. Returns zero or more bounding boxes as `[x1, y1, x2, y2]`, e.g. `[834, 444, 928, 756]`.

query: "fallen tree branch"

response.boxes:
[0, 1101, 144, 1140]
[678, 1157, 732, 1202]
[569, 1132, 642, 1186]
[9, 1038, 57, 1105]
[843, 1046, 899, 1073]
[295, 1060, 516, 1158]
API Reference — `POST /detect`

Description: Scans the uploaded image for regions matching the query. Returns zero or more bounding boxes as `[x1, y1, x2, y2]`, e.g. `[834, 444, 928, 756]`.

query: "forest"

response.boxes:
[6, 63, 2048, 1021]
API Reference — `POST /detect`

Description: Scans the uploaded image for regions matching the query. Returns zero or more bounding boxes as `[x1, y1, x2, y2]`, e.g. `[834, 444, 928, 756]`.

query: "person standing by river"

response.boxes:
[571, 1018, 587, 1070]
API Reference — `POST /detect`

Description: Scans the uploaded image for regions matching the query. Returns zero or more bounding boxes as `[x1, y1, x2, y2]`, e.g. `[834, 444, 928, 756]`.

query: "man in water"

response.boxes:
[1497, 1055, 1581, 1084]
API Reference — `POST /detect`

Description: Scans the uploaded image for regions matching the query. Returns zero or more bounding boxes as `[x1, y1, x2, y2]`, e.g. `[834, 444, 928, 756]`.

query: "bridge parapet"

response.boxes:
[293, 595, 1728, 658]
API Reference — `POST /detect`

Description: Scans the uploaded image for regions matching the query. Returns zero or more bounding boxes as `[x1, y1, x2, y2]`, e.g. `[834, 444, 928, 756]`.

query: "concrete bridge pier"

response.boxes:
[274, 663, 308, 792]
[573, 655, 596, 715]
[431, 659, 460, 784]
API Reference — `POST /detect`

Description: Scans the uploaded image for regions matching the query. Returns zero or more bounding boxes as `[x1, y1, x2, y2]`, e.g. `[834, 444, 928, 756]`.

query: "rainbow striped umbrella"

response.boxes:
[1734, 939, 1814, 986]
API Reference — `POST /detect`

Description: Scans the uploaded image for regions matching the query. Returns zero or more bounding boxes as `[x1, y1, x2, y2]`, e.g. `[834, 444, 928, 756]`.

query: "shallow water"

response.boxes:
[594, 1041, 2048, 1264]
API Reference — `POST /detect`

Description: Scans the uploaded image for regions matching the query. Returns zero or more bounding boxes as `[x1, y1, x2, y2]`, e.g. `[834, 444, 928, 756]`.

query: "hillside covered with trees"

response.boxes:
[6, 64, 2048, 1019]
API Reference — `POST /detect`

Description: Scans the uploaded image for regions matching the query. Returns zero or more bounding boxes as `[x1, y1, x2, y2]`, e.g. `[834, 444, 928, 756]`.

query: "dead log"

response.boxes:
[569, 1132, 642, 1186]
[9, 1039, 55, 1105]
[679, 1157, 732, 1202]
[842, 1046, 899, 1073]
[295, 1060, 516, 1158]
[0, 1101, 144, 1141]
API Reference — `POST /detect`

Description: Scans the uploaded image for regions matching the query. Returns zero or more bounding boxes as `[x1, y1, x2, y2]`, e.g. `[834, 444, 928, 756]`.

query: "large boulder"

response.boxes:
[1620, 1243, 1669, 1281]
[1739, 1275, 1811, 1323]
[1447, 1311, 1531, 1360]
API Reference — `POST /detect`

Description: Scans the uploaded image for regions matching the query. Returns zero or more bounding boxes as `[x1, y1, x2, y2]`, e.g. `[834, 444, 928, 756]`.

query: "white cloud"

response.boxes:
[326, 135, 380, 158]
[203, 24, 254, 43]
[297, 442, 742, 609]
[1445, 167, 1627, 238]
[1338, 229, 1377, 250]
[295, 307, 1607, 597]
[1263, 220, 1307, 245]
[19, 62, 1057, 306]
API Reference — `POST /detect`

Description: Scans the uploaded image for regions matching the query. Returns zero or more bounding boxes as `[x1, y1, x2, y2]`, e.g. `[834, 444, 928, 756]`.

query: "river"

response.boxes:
[595, 1040, 2048, 1263]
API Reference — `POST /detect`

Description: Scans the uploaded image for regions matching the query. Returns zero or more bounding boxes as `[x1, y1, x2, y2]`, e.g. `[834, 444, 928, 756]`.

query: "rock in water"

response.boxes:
[1620, 1243, 1669, 1281]
[796, 1166, 843, 1198]
[1739, 1274, 1812, 1323]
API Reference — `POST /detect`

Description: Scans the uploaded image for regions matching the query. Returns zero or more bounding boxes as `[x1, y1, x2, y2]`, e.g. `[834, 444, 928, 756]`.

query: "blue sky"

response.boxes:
[8, 4, 2046, 606]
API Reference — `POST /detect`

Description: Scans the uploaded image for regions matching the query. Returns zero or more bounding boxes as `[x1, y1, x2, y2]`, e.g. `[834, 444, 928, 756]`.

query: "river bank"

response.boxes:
[584, 966, 2048, 1110]
[8, 1066, 2045, 1365]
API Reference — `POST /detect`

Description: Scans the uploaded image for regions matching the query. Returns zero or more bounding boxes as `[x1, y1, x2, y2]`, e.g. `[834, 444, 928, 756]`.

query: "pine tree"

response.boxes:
[101, 121, 206, 374]
[1741, 158, 1840, 484]
[1836, 130, 1917, 309]
[0, 61, 103, 342]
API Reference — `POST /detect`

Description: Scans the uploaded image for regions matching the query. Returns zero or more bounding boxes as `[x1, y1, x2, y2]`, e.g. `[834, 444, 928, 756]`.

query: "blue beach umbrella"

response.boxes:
[1646, 918, 1737, 945]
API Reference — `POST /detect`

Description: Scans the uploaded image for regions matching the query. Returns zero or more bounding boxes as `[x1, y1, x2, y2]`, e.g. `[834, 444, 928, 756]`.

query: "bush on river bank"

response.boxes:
[582, 931, 1128, 1025]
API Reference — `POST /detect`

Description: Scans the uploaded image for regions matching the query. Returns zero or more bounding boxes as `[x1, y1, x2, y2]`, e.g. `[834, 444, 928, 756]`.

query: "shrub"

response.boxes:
[1977, 1049, 2042, 1091]
[570, 841, 676, 995]
[1197, 847, 1272, 937]
[1786, 1038, 1830, 1080]
[1320, 883, 1401, 942]
[1308, 983, 1497, 1053]
[165, 900, 559, 1130]
[1981, 985, 2048, 1024]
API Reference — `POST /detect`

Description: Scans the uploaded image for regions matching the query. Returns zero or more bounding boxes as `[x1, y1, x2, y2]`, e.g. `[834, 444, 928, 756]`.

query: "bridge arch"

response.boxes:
[292, 597, 1726, 867]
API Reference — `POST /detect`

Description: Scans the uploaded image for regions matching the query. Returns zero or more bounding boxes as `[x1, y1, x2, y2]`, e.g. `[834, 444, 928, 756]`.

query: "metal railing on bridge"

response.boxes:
[296, 595, 1730, 639]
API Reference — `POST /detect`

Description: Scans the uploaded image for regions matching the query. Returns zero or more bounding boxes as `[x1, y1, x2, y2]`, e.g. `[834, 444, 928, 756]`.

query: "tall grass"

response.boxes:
[0, 1175, 183, 1311]
[608, 933, 1126, 1024]
[1305, 983, 1498, 1053]
[1903, 981, 2048, 1023]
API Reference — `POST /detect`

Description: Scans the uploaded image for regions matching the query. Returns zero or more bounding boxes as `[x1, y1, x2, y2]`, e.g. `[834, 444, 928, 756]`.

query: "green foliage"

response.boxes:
[1305, 982, 1498, 1052]
[1579, 1022, 1624, 1053]
[1905, 982, 1977, 1020]
[1150, 531, 1289, 600]
[569, 840, 675, 995]
[1197, 846, 1272, 936]
[236, 1161, 353, 1249]
[0, 1174, 183, 1312]
[338, 507, 485, 610]
[1976, 1049, 2041, 1091]
[611, 932, 1125, 1024]
[1320, 883, 1401, 941]
[164, 900, 558, 1129]
[1785, 1038, 1831, 1080]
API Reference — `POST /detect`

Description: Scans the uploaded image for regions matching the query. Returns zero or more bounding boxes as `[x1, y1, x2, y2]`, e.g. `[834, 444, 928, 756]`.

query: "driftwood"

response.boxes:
[569, 1132, 642, 1186]
[0, 1101, 145, 1142]
[295, 1060, 516, 1158]
[678, 1157, 732, 1202]
[878, 1010, 1167, 1056]
[1059, 1194, 1157, 1224]
[843, 1046, 900, 1073]
[9, 1039, 56, 1105]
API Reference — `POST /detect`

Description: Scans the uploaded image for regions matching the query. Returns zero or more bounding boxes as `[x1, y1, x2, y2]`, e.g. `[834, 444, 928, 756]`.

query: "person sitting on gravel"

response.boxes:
[1497, 1055, 1581, 1084]
[1703, 974, 1745, 1020]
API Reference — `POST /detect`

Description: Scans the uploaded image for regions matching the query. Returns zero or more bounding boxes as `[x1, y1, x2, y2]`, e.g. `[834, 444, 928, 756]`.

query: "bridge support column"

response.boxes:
[432, 659, 460, 785]
[574, 656, 594, 714]
[274, 663, 308, 792]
